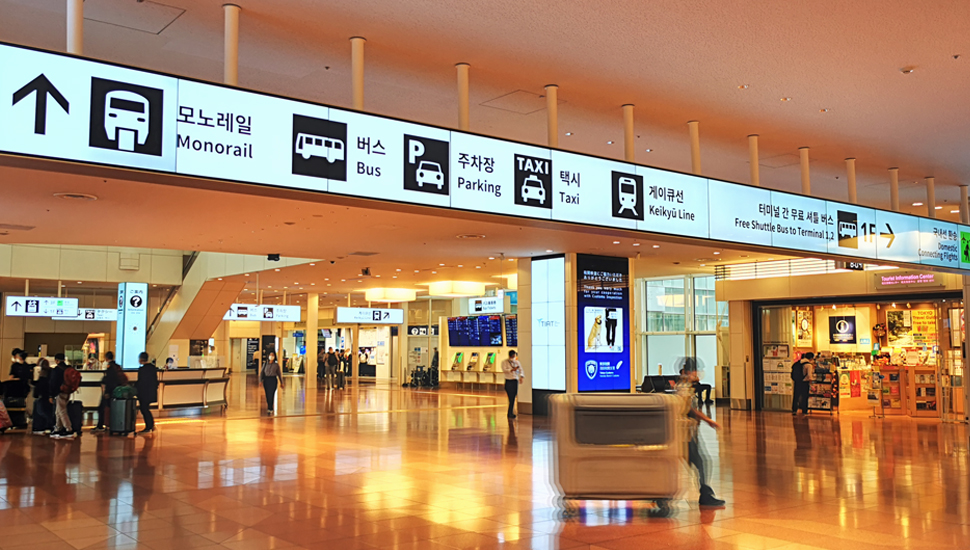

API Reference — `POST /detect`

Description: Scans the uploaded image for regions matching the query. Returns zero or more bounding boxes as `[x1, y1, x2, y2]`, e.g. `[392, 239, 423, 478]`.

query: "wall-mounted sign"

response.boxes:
[116, 282, 147, 368]
[223, 303, 301, 322]
[468, 291, 504, 314]
[335, 307, 404, 324]
[829, 315, 857, 344]
[407, 325, 440, 336]
[835, 261, 865, 271]
[52, 307, 118, 321]
[874, 270, 945, 290]
[577, 254, 631, 392]
[5, 295, 78, 318]
[1, 41, 970, 274]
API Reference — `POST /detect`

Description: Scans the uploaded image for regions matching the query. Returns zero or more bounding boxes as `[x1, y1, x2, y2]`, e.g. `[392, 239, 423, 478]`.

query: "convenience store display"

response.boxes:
[807, 355, 838, 413]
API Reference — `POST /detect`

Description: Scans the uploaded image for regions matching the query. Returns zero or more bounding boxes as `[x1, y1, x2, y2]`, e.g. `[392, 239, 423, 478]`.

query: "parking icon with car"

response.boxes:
[403, 134, 449, 195]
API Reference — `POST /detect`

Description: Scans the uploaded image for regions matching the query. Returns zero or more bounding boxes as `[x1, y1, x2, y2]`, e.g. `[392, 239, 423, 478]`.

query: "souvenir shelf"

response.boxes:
[808, 356, 838, 414]
[909, 367, 940, 418]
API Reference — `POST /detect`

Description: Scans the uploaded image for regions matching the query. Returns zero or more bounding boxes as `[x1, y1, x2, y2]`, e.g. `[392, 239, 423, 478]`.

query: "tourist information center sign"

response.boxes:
[0, 41, 967, 272]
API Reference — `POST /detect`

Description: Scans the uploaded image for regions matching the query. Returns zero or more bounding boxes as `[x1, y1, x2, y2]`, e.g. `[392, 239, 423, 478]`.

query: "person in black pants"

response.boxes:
[791, 352, 813, 415]
[605, 308, 618, 347]
[135, 352, 158, 435]
[93, 352, 124, 433]
[260, 351, 283, 412]
[500, 350, 523, 419]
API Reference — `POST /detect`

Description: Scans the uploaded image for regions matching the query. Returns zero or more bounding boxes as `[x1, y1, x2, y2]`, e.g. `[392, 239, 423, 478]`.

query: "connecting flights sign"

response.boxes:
[1, 41, 968, 271]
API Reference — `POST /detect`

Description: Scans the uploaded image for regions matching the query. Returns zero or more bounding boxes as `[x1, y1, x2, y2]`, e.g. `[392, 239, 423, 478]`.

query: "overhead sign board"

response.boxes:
[1, 41, 969, 274]
[223, 303, 301, 322]
[5, 295, 78, 317]
[335, 307, 404, 325]
[469, 291, 504, 314]
[52, 307, 118, 321]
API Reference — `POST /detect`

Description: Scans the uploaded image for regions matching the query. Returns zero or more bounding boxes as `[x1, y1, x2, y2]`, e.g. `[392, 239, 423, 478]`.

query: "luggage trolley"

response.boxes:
[550, 393, 684, 516]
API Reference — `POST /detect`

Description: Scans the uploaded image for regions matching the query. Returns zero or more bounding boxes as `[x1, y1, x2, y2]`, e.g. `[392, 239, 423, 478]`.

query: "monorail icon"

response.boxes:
[295, 133, 345, 163]
[104, 90, 150, 151]
[617, 176, 638, 215]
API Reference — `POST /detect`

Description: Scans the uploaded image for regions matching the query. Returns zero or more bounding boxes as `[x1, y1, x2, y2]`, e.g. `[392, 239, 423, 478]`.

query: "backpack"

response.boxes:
[62, 366, 81, 394]
[790, 360, 805, 383]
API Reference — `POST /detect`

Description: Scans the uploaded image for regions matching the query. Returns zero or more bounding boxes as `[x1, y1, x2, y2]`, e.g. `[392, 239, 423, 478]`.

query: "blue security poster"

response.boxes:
[577, 254, 631, 392]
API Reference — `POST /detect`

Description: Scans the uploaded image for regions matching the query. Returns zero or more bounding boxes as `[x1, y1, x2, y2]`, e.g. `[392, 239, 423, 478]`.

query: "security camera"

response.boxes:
[329, 260, 336, 265]
[268, 254, 280, 261]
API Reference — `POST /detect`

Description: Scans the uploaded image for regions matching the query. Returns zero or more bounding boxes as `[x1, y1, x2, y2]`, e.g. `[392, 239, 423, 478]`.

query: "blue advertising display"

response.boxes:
[577, 254, 631, 392]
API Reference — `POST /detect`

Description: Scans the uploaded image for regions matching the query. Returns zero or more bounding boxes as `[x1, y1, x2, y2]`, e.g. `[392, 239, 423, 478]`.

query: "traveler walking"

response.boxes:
[677, 361, 726, 507]
[500, 350, 523, 419]
[260, 351, 283, 412]
[325, 348, 339, 389]
[135, 353, 158, 435]
[31, 359, 53, 434]
[49, 353, 79, 439]
[791, 352, 814, 415]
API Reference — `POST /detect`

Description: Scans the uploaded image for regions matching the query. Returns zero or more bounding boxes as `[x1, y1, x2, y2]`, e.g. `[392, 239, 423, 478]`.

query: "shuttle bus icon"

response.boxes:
[295, 133, 345, 162]
[617, 176, 638, 215]
[104, 90, 151, 151]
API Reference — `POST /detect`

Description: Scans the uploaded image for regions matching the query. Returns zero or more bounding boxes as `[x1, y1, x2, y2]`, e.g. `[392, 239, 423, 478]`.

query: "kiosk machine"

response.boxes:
[451, 352, 464, 371]
[467, 352, 480, 371]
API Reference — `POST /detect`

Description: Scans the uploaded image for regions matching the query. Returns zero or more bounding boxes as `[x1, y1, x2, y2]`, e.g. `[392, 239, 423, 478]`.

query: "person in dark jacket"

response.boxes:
[93, 352, 125, 433]
[135, 352, 158, 435]
[31, 359, 53, 434]
[259, 351, 283, 412]
[48, 353, 74, 439]
[5, 350, 32, 429]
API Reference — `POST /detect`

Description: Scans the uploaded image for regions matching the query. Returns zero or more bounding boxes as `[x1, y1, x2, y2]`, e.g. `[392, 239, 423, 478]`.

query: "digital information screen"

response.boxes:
[504, 315, 518, 347]
[576, 254, 631, 392]
[447, 315, 504, 347]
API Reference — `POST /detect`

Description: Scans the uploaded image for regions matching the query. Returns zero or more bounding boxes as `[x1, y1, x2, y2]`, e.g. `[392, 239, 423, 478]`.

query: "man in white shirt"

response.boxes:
[501, 350, 524, 419]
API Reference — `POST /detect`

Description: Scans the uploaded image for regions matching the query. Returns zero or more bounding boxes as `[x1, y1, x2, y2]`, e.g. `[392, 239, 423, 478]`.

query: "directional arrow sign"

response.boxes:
[880, 224, 895, 248]
[12, 74, 69, 135]
[10, 301, 21, 312]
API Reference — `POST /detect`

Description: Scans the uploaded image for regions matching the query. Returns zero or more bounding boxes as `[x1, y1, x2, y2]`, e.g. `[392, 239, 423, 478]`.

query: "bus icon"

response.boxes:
[104, 90, 151, 151]
[295, 133, 345, 163]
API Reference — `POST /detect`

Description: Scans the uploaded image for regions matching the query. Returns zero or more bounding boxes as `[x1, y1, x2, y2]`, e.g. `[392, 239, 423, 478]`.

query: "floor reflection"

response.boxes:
[0, 378, 965, 549]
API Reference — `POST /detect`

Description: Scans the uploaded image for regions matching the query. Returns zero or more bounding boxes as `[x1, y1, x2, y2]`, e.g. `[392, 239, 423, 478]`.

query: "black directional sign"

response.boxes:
[12, 74, 69, 135]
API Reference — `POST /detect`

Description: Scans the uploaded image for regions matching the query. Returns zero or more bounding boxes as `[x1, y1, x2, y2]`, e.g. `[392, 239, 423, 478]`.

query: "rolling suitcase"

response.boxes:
[336, 371, 345, 389]
[4, 396, 28, 429]
[550, 393, 684, 514]
[67, 400, 84, 436]
[109, 398, 136, 435]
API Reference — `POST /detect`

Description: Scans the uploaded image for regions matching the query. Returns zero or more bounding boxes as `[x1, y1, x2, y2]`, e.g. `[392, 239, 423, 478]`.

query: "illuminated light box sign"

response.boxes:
[52, 307, 118, 321]
[1, 41, 969, 274]
[576, 254, 631, 392]
[531, 256, 566, 392]
[874, 271, 944, 290]
[468, 291, 504, 314]
[5, 295, 78, 317]
[335, 307, 404, 324]
[224, 304, 301, 322]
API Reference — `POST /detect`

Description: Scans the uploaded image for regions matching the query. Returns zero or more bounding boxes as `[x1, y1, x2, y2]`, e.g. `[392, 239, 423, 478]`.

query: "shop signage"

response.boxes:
[335, 307, 403, 324]
[52, 307, 117, 321]
[468, 291, 504, 314]
[874, 270, 944, 290]
[116, 282, 147, 368]
[577, 254, 631, 392]
[223, 303, 301, 322]
[829, 315, 857, 344]
[531, 256, 566, 391]
[4, 295, 78, 317]
[3, 41, 970, 273]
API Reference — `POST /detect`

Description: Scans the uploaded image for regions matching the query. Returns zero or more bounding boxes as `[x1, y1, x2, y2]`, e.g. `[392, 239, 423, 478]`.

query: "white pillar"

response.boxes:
[545, 85, 559, 147]
[799, 147, 811, 195]
[456, 63, 470, 131]
[889, 167, 900, 212]
[688, 121, 701, 175]
[350, 37, 366, 110]
[66, 0, 83, 55]
[306, 293, 318, 380]
[748, 134, 760, 186]
[622, 104, 635, 162]
[926, 177, 936, 218]
[223, 4, 241, 86]
[846, 158, 857, 204]
[960, 185, 969, 224]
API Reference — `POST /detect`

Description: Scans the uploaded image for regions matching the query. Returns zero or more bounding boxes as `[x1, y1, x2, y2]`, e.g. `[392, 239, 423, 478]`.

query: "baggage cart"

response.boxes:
[550, 393, 685, 515]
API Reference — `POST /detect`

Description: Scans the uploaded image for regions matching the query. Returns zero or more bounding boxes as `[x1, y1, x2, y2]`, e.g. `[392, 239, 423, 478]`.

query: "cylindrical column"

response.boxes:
[688, 121, 701, 175]
[622, 104, 635, 162]
[846, 158, 857, 204]
[456, 63, 470, 131]
[223, 4, 241, 86]
[748, 134, 760, 186]
[66, 0, 83, 55]
[961, 185, 969, 224]
[889, 167, 900, 211]
[350, 37, 366, 110]
[799, 147, 811, 195]
[57, 280, 62, 298]
[24, 279, 29, 297]
[306, 293, 319, 381]
[926, 177, 936, 218]
[545, 85, 559, 147]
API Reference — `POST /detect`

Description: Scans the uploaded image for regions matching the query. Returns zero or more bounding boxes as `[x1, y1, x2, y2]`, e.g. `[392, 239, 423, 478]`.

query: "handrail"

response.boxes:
[147, 251, 200, 340]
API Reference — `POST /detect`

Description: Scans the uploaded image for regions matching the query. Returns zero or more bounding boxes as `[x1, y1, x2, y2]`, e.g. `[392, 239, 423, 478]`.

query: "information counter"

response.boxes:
[77, 368, 228, 411]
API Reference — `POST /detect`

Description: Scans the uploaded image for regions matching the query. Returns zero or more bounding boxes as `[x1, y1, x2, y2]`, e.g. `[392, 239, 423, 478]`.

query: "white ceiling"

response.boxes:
[2, 0, 969, 220]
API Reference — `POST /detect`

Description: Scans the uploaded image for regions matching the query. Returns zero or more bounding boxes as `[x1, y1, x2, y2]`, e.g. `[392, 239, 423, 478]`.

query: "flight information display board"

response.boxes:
[505, 315, 518, 347]
[447, 315, 504, 347]
[0, 41, 968, 274]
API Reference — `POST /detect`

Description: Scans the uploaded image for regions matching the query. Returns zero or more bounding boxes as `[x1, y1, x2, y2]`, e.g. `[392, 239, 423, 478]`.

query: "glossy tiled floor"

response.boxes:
[0, 374, 968, 549]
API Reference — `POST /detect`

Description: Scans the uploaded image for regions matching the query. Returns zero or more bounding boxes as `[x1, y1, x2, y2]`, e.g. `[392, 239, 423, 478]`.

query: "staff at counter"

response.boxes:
[71, 362, 228, 412]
